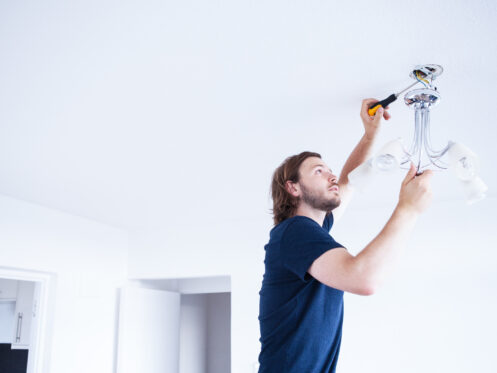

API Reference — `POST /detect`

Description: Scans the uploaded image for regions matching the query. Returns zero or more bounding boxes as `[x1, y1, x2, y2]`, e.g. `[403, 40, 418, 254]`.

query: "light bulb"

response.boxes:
[373, 138, 405, 172]
[461, 176, 488, 205]
[374, 154, 397, 171]
[447, 142, 480, 181]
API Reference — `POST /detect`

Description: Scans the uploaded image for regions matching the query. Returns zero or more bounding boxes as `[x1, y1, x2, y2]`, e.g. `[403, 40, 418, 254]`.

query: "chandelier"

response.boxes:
[349, 64, 487, 204]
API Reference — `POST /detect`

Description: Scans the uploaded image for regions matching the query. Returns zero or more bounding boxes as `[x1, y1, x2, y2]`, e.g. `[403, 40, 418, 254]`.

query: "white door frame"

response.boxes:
[116, 287, 181, 373]
[0, 266, 55, 373]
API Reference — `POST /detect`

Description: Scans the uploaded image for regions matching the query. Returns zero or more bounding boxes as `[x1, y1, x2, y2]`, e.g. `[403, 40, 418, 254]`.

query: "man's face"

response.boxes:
[297, 157, 341, 212]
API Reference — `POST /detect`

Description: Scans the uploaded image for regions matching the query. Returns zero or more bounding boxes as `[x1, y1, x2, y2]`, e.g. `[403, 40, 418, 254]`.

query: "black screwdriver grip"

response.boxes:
[368, 94, 397, 116]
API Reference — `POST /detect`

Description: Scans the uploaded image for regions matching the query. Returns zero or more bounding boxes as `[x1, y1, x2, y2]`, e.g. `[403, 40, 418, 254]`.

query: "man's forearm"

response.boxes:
[339, 133, 377, 185]
[353, 205, 419, 291]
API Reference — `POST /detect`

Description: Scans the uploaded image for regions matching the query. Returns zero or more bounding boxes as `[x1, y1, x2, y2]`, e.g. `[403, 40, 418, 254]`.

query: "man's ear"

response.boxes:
[285, 180, 300, 197]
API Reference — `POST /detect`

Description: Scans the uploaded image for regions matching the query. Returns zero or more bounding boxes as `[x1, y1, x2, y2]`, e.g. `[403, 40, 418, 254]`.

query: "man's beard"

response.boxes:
[300, 182, 341, 212]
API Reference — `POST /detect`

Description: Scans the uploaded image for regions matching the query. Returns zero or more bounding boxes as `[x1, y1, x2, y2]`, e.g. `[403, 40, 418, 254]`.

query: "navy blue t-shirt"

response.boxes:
[258, 213, 345, 372]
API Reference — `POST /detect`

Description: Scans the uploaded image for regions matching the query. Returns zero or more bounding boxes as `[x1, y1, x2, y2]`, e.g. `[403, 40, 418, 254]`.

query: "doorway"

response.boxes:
[0, 267, 54, 373]
[116, 275, 231, 373]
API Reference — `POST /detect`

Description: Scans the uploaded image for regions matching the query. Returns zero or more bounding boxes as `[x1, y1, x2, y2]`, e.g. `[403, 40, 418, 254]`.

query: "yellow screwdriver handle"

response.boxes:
[368, 104, 381, 116]
[368, 94, 397, 116]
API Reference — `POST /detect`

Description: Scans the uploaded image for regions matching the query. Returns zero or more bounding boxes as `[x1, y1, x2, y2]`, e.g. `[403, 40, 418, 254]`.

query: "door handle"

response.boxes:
[16, 312, 23, 343]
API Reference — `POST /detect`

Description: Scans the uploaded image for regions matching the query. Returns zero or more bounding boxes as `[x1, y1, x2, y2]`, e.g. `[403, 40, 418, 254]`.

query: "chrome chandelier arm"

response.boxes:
[422, 109, 447, 157]
[404, 88, 445, 172]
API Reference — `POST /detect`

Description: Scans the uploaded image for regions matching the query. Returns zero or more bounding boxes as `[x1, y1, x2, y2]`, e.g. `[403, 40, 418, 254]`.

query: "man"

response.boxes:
[258, 99, 434, 372]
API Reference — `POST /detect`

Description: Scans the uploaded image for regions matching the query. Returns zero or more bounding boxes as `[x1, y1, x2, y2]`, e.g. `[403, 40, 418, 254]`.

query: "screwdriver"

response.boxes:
[368, 80, 420, 116]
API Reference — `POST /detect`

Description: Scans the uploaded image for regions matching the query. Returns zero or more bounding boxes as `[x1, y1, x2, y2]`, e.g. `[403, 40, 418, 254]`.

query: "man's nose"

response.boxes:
[327, 172, 338, 183]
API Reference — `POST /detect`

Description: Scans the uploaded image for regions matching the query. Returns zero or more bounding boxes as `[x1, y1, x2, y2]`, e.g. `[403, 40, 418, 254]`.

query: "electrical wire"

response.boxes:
[415, 70, 429, 87]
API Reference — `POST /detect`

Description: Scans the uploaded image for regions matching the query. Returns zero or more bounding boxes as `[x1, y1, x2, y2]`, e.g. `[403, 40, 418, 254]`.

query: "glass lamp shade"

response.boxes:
[447, 142, 480, 181]
[348, 159, 374, 191]
[373, 138, 405, 172]
[460, 176, 488, 205]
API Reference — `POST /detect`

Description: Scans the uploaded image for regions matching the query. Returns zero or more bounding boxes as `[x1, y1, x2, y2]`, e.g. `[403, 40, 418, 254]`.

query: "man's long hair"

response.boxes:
[270, 151, 321, 225]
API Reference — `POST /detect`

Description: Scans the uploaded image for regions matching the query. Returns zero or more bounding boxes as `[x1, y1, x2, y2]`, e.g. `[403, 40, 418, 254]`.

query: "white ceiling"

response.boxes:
[0, 0, 496, 230]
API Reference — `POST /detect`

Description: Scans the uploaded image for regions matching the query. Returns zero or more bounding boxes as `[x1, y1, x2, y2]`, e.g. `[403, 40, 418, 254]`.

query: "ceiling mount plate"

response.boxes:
[404, 88, 441, 108]
[409, 64, 444, 81]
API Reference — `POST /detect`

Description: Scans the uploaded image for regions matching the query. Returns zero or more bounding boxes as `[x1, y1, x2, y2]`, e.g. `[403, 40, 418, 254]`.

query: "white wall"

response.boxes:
[129, 196, 497, 373]
[333, 196, 497, 373]
[206, 293, 230, 373]
[0, 194, 128, 373]
[179, 294, 207, 373]
[179, 292, 231, 373]
[129, 216, 267, 373]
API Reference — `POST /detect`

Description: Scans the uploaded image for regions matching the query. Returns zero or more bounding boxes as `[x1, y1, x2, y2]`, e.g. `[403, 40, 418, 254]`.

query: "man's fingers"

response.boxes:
[402, 163, 417, 185]
[373, 107, 384, 124]
[418, 169, 434, 181]
[361, 98, 378, 114]
[362, 98, 378, 106]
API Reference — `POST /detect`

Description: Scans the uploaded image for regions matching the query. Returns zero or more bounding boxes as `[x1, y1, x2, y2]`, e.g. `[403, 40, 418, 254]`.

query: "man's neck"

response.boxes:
[293, 205, 327, 226]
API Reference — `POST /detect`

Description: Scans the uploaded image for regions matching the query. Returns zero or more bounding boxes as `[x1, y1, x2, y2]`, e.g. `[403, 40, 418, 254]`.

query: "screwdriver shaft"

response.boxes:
[396, 81, 420, 96]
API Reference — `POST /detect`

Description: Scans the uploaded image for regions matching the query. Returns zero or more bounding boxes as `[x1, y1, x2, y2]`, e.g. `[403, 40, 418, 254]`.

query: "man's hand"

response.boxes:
[398, 163, 434, 214]
[360, 98, 391, 140]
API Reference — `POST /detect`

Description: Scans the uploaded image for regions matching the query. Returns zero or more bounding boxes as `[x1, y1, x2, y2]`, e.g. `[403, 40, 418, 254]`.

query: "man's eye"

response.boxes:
[316, 169, 321, 173]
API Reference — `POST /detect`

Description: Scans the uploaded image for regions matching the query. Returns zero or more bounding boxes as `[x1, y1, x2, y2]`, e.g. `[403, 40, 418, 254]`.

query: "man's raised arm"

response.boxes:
[309, 163, 433, 295]
[332, 98, 391, 222]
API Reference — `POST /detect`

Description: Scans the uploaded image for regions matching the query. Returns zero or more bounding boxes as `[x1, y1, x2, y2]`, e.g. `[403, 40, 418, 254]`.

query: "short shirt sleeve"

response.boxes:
[281, 217, 344, 282]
